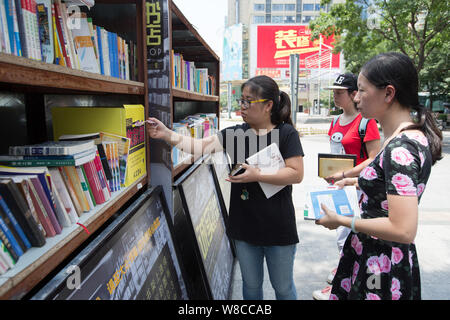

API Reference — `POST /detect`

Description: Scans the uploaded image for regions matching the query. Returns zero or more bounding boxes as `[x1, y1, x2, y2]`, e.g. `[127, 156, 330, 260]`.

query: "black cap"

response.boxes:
[326, 73, 357, 91]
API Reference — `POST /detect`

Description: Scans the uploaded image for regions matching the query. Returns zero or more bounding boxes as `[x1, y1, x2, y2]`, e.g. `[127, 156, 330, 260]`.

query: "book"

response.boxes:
[12, 175, 47, 237]
[70, 11, 99, 73]
[76, 166, 94, 210]
[9, 140, 95, 156]
[26, 176, 56, 237]
[246, 143, 286, 199]
[0, 200, 24, 257]
[0, 226, 19, 262]
[4, 0, 22, 56]
[0, 178, 46, 247]
[57, 166, 82, 217]
[0, 239, 16, 268]
[45, 171, 72, 228]
[29, 176, 61, 234]
[304, 185, 361, 220]
[0, 151, 96, 167]
[0, 192, 31, 251]
[63, 166, 90, 212]
[318, 153, 357, 178]
[36, 0, 53, 63]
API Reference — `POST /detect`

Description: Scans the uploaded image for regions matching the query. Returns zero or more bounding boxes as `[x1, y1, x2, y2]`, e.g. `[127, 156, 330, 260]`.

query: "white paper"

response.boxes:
[246, 143, 286, 199]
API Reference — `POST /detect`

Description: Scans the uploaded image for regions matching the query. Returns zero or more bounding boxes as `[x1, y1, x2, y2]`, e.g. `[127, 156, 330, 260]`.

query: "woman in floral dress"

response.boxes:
[316, 52, 443, 300]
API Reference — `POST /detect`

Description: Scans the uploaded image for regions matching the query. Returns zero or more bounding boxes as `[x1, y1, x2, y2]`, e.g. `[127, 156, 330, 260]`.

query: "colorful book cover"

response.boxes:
[35, 0, 53, 63]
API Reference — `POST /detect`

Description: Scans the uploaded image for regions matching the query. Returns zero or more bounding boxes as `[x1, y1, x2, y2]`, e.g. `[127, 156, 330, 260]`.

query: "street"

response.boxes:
[221, 116, 450, 300]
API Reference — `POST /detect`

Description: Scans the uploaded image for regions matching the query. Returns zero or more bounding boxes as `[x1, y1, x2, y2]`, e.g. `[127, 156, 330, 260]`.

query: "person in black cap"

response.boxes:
[312, 72, 381, 300]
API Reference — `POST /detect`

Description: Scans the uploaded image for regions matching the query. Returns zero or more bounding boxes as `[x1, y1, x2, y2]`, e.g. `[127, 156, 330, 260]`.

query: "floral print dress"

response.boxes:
[330, 132, 432, 300]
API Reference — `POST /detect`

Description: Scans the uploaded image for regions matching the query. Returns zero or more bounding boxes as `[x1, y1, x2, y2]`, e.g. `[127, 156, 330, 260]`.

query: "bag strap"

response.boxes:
[358, 117, 369, 158]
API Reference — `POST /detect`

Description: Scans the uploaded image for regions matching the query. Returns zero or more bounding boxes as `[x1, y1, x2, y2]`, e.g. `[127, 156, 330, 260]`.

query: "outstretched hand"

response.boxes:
[146, 117, 171, 141]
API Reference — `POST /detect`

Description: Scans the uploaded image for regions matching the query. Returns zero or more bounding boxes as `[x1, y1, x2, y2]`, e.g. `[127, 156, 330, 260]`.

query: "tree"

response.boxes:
[309, 0, 450, 97]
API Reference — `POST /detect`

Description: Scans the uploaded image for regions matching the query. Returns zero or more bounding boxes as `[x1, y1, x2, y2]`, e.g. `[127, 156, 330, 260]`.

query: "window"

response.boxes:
[272, 15, 283, 23]
[303, 4, 314, 11]
[253, 15, 265, 23]
[285, 4, 295, 11]
[302, 15, 312, 23]
[254, 4, 265, 11]
[272, 4, 284, 11]
[285, 16, 295, 23]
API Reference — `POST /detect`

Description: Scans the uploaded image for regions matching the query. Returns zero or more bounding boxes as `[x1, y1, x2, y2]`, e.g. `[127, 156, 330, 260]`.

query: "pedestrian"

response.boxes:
[316, 52, 443, 300]
[146, 75, 304, 300]
[312, 73, 381, 300]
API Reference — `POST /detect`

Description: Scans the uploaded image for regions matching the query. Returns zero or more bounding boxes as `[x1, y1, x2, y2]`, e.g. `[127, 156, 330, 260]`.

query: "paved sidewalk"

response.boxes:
[222, 116, 450, 300]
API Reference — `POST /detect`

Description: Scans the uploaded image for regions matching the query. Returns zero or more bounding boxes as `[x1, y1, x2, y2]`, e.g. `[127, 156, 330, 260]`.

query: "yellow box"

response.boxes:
[52, 105, 146, 187]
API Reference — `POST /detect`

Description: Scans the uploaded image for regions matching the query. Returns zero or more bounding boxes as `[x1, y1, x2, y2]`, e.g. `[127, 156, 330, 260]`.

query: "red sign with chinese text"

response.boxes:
[257, 25, 340, 69]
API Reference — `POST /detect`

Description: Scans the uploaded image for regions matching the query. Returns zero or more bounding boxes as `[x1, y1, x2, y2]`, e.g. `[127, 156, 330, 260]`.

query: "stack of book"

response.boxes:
[171, 50, 216, 95]
[0, 0, 138, 80]
[0, 139, 119, 274]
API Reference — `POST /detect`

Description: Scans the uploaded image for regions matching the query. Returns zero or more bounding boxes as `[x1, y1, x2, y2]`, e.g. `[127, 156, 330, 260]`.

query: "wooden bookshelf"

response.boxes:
[0, 176, 146, 300]
[172, 87, 219, 102]
[151, 0, 220, 185]
[0, 0, 150, 299]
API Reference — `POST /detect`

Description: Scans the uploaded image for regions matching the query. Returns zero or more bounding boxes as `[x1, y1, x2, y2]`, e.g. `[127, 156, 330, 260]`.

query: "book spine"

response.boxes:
[16, 179, 46, 238]
[48, 168, 78, 224]
[57, 167, 82, 217]
[64, 166, 89, 212]
[82, 161, 103, 205]
[0, 239, 16, 268]
[30, 177, 61, 234]
[76, 166, 94, 210]
[80, 165, 96, 207]
[46, 173, 71, 228]
[0, 158, 77, 166]
[1, 181, 45, 247]
[0, 195, 30, 250]
[0, 212, 23, 258]
[93, 151, 110, 201]
[27, 179, 55, 237]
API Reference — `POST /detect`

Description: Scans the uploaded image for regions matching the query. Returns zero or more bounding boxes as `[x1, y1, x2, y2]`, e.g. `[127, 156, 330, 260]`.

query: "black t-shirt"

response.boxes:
[218, 122, 304, 246]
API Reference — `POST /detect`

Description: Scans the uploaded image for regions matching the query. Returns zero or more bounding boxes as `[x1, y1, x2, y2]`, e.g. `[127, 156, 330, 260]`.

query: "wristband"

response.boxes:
[342, 171, 346, 179]
[351, 215, 360, 233]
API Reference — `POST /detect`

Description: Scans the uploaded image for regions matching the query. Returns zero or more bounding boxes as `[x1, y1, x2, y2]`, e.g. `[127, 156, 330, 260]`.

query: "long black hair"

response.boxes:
[241, 75, 293, 126]
[361, 52, 443, 165]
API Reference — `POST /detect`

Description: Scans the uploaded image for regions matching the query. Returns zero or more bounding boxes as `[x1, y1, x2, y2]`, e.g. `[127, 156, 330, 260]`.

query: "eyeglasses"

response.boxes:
[236, 98, 269, 110]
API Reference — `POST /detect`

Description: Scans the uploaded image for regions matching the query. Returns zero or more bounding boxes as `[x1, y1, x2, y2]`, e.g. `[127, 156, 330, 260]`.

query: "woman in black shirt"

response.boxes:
[147, 75, 304, 300]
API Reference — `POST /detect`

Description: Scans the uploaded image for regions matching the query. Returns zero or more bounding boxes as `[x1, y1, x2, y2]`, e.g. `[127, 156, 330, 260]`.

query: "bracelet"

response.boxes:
[351, 215, 360, 233]
[342, 171, 346, 179]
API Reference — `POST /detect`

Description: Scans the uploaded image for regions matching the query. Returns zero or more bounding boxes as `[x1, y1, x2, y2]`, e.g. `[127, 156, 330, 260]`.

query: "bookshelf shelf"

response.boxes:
[0, 53, 145, 95]
[0, 175, 147, 300]
[172, 87, 219, 102]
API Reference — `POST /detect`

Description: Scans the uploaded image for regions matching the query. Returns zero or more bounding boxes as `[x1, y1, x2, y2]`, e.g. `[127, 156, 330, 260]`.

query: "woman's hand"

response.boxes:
[315, 203, 342, 230]
[146, 117, 171, 142]
[226, 163, 261, 184]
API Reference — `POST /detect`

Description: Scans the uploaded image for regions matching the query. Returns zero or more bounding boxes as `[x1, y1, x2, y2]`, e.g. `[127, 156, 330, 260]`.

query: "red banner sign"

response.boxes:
[257, 25, 340, 69]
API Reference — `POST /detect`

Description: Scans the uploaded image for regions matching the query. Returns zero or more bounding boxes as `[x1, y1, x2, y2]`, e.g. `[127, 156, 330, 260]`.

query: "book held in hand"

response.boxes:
[304, 185, 361, 220]
[246, 143, 286, 199]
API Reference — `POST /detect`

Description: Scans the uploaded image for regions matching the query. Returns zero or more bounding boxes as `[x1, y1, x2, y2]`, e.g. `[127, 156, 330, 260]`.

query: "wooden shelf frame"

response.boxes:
[0, 0, 151, 299]
[0, 53, 145, 95]
[0, 176, 147, 300]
